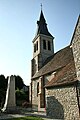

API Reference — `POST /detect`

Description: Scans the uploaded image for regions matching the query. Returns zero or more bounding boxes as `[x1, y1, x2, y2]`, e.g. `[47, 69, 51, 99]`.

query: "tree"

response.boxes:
[15, 75, 24, 90]
[0, 75, 7, 89]
[0, 75, 7, 108]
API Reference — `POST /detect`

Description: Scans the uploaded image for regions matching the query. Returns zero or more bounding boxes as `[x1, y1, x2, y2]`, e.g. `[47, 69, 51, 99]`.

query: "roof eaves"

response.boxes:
[45, 80, 78, 89]
[31, 66, 65, 80]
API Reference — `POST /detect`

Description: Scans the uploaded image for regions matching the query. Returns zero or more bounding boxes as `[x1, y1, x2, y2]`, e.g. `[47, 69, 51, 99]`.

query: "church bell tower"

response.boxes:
[31, 9, 54, 77]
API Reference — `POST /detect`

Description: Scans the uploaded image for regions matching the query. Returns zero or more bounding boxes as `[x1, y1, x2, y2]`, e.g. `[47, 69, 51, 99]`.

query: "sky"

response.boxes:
[0, 0, 80, 85]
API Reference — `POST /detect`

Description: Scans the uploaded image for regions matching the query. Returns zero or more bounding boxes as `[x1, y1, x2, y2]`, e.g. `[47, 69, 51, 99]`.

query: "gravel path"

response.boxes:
[0, 107, 60, 120]
[0, 112, 58, 120]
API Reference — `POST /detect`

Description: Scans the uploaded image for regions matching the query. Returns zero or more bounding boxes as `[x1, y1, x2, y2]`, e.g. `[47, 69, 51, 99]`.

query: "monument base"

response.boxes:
[2, 106, 16, 113]
[1, 106, 20, 113]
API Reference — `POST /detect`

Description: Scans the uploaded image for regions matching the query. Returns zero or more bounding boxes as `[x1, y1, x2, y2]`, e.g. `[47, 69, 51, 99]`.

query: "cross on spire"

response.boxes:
[41, 3, 42, 10]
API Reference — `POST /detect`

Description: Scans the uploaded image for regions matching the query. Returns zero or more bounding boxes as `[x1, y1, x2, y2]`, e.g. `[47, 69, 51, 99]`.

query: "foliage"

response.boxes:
[0, 74, 25, 108]
[0, 88, 6, 105]
[6, 116, 43, 120]
[0, 75, 7, 89]
[15, 75, 24, 90]
[16, 89, 28, 106]
[16, 89, 27, 100]
[0, 75, 7, 108]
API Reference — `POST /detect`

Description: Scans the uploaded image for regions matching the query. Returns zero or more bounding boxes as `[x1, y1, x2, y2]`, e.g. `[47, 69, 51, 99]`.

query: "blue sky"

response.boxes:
[0, 0, 80, 85]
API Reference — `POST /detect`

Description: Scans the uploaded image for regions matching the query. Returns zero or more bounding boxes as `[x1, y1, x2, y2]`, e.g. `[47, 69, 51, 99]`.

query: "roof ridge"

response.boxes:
[70, 14, 80, 44]
[43, 45, 70, 66]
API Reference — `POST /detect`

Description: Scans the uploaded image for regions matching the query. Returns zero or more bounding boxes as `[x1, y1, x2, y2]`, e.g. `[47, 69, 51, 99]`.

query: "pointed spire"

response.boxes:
[36, 8, 53, 37]
[38, 9, 46, 25]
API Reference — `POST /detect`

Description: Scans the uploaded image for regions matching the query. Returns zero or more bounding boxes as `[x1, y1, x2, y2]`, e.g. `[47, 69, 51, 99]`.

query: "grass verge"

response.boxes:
[6, 116, 43, 120]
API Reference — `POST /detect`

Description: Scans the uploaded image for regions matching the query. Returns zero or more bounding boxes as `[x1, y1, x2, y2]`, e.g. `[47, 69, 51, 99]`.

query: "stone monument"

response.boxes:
[2, 75, 16, 113]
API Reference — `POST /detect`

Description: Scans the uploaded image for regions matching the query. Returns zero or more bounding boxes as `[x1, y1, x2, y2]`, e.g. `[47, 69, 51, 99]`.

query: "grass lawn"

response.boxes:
[6, 116, 44, 120]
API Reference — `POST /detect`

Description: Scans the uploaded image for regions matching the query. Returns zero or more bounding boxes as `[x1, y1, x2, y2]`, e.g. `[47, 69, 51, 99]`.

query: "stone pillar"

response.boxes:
[2, 75, 16, 113]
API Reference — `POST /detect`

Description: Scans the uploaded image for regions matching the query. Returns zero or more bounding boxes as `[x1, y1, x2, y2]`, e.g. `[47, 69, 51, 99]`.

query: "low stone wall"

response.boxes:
[46, 86, 79, 120]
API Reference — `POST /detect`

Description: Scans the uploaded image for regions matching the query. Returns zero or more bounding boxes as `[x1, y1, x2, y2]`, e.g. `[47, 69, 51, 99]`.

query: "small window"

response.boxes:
[78, 88, 80, 97]
[34, 44, 36, 52]
[37, 82, 39, 96]
[34, 41, 38, 52]
[43, 40, 46, 49]
[36, 41, 38, 51]
[48, 41, 51, 50]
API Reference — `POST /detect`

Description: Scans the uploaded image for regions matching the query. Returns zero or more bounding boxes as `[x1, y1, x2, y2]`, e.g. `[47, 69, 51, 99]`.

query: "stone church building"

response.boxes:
[30, 9, 80, 120]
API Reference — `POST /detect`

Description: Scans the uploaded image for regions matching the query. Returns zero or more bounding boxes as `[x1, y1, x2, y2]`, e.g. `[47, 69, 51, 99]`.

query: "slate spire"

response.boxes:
[36, 10, 53, 37]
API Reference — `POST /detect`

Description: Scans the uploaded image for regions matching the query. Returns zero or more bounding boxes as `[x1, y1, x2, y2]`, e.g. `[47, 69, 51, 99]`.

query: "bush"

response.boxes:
[22, 101, 31, 108]
[16, 89, 28, 106]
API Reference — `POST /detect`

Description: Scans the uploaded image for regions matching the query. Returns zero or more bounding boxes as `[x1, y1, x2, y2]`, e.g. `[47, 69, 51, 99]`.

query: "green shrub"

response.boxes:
[16, 89, 28, 106]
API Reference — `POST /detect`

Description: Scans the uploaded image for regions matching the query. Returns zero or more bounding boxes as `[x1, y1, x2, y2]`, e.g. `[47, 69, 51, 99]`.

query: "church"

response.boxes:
[30, 9, 80, 120]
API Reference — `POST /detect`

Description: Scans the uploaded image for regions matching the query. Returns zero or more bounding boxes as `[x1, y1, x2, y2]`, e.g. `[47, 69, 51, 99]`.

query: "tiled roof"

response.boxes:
[45, 61, 77, 88]
[32, 45, 74, 79]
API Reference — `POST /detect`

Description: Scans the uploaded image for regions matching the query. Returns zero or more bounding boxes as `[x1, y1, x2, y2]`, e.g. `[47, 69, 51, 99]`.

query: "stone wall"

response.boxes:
[46, 86, 79, 120]
[72, 16, 80, 80]
[31, 73, 56, 111]
[31, 76, 45, 111]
